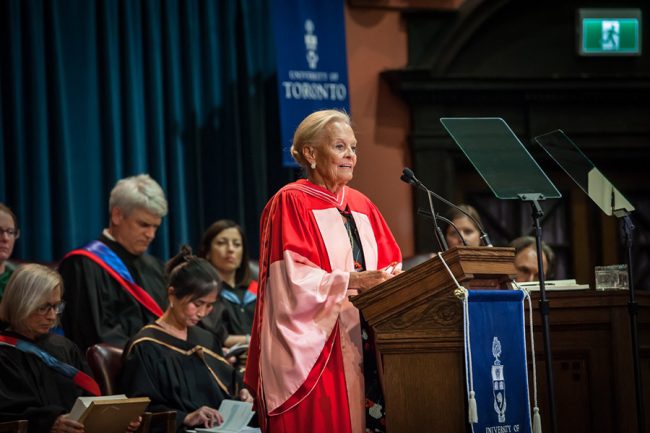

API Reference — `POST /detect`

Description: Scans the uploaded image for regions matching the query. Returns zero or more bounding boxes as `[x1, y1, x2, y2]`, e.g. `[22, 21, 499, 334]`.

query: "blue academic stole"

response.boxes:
[64, 240, 163, 317]
[0, 334, 100, 396]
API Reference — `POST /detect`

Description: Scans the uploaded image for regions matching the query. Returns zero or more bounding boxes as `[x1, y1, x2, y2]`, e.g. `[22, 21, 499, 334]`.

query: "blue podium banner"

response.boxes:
[466, 290, 532, 433]
[270, 0, 351, 167]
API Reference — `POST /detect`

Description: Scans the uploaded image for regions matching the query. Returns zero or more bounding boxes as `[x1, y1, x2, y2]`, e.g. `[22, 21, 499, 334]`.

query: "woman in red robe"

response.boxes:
[245, 110, 402, 433]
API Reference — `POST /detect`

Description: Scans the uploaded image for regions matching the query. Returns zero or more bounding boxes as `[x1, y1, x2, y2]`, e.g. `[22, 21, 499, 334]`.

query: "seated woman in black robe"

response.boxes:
[120, 246, 253, 432]
[198, 220, 258, 348]
[0, 264, 140, 433]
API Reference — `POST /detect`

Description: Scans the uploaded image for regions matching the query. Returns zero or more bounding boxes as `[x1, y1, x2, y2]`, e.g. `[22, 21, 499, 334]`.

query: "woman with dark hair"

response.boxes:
[198, 220, 258, 347]
[120, 246, 253, 432]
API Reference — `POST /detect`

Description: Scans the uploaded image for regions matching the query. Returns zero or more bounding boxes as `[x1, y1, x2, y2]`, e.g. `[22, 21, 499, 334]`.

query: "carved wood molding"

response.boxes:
[381, 294, 462, 331]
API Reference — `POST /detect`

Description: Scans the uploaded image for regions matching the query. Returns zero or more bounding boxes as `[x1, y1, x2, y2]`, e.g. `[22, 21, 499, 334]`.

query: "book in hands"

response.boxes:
[68, 394, 150, 433]
[224, 343, 249, 359]
[195, 400, 256, 433]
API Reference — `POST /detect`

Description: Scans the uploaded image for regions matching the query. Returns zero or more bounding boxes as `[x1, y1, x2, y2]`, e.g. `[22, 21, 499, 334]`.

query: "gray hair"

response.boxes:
[0, 264, 62, 328]
[290, 109, 351, 168]
[109, 174, 168, 218]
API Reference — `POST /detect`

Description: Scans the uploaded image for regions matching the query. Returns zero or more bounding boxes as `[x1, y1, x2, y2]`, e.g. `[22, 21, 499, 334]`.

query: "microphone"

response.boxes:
[401, 167, 493, 247]
[416, 208, 467, 247]
[401, 168, 448, 252]
[400, 167, 418, 186]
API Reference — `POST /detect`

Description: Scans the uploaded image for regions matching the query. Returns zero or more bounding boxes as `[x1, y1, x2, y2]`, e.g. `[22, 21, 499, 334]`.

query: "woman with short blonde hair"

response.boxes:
[0, 264, 141, 432]
[246, 109, 401, 433]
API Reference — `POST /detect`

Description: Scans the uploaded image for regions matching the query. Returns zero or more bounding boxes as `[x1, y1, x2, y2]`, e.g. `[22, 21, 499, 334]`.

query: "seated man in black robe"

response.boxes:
[120, 247, 253, 432]
[0, 264, 140, 433]
[59, 174, 169, 351]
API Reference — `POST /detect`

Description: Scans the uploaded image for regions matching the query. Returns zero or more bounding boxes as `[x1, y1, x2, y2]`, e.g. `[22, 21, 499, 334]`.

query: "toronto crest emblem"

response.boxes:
[491, 336, 507, 422]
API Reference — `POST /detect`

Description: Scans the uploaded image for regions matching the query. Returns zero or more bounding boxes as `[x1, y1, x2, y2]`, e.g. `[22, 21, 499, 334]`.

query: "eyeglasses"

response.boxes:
[0, 228, 20, 239]
[35, 301, 66, 316]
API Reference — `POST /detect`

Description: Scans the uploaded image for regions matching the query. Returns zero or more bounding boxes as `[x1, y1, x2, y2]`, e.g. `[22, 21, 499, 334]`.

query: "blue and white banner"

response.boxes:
[465, 290, 532, 433]
[270, 0, 351, 167]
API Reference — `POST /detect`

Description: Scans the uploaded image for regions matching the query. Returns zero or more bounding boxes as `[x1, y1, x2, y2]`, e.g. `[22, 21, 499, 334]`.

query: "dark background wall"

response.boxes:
[383, 0, 650, 288]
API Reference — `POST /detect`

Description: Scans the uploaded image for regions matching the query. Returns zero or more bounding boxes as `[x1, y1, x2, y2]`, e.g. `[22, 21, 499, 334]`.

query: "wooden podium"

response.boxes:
[351, 246, 517, 433]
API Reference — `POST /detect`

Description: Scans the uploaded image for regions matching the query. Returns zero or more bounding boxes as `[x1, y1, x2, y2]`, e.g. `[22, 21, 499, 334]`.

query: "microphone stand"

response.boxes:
[417, 208, 468, 247]
[619, 212, 646, 433]
[529, 198, 558, 433]
[426, 189, 448, 252]
[402, 168, 493, 247]
[401, 170, 448, 252]
[432, 190, 493, 246]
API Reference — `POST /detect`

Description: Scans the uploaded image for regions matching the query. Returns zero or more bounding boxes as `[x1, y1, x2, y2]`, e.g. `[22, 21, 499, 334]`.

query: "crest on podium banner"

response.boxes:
[491, 337, 507, 423]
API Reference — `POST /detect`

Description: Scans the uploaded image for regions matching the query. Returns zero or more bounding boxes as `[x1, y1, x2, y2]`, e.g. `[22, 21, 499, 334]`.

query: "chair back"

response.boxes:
[85, 343, 178, 433]
[86, 343, 124, 395]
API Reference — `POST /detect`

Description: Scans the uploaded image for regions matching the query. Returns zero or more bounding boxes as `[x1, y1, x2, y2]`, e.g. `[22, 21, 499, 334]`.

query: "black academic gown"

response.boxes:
[218, 283, 257, 336]
[120, 324, 244, 433]
[59, 233, 168, 351]
[0, 327, 93, 433]
[198, 282, 257, 343]
[198, 301, 230, 346]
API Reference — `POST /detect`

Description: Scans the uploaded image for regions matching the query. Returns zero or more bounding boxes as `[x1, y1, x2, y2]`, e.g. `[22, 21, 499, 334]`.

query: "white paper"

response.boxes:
[195, 400, 256, 433]
[515, 279, 590, 291]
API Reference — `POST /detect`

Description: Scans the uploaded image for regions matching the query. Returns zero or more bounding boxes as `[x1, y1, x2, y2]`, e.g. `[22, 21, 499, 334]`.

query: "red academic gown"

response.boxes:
[245, 179, 401, 433]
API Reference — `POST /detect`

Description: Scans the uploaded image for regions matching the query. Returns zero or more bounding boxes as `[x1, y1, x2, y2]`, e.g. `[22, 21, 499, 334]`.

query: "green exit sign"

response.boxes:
[578, 9, 642, 56]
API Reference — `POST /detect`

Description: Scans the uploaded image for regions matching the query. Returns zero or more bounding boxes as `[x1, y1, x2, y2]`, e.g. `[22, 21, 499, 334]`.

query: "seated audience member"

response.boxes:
[120, 246, 253, 432]
[0, 264, 140, 433]
[59, 174, 169, 351]
[0, 203, 19, 301]
[443, 204, 483, 248]
[510, 236, 555, 282]
[198, 220, 257, 347]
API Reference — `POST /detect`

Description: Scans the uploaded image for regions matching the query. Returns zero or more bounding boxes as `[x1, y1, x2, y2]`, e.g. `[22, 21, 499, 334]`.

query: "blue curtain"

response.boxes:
[0, 0, 291, 262]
